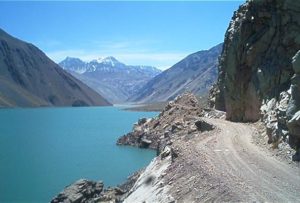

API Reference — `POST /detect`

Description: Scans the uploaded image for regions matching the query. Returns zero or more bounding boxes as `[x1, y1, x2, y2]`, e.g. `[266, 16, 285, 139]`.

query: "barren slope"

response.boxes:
[129, 44, 222, 103]
[0, 28, 111, 107]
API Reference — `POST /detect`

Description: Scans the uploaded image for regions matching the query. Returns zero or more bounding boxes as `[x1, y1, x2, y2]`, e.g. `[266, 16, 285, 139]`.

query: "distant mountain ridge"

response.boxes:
[0, 28, 111, 107]
[59, 56, 162, 103]
[60, 56, 160, 75]
[129, 43, 223, 103]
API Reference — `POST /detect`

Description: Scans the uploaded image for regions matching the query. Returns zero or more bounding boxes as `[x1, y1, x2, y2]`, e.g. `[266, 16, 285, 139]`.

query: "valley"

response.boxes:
[0, 0, 299, 202]
[59, 56, 161, 103]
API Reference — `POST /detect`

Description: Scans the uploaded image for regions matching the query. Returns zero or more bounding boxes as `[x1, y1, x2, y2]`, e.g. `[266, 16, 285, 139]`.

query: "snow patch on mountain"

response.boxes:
[59, 56, 161, 75]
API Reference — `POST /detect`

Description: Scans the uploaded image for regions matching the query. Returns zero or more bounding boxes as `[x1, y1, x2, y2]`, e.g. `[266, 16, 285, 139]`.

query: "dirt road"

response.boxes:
[168, 118, 300, 202]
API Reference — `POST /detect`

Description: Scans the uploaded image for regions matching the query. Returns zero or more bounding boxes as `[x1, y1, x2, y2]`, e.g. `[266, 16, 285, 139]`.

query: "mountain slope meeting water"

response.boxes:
[0, 28, 111, 107]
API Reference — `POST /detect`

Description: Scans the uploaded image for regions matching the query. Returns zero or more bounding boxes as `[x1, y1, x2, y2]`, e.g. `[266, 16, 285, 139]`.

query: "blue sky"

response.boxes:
[0, 1, 243, 70]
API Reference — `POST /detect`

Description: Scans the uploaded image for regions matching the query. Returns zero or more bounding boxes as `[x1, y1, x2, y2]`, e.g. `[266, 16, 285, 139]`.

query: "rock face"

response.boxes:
[213, 0, 300, 159]
[129, 44, 223, 103]
[51, 174, 141, 203]
[59, 56, 161, 104]
[0, 28, 111, 107]
[51, 179, 104, 203]
[287, 51, 300, 160]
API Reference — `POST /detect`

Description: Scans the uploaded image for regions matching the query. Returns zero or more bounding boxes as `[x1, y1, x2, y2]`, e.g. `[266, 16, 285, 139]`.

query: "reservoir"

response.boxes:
[0, 107, 157, 202]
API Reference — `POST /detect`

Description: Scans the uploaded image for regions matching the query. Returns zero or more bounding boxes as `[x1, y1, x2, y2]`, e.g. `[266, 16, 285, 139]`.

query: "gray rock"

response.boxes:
[287, 111, 300, 138]
[117, 93, 203, 149]
[140, 137, 152, 148]
[214, 0, 300, 122]
[292, 51, 300, 74]
[292, 151, 300, 161]
[195, 120, 214, 132]
[138, 118, 148, 125]
[161, 146, 171, 159]
[51, 179, 103, 203]
[212, 0, 300, 157]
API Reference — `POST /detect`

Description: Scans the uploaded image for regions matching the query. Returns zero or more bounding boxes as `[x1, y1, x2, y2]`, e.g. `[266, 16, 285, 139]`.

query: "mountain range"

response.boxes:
[0, 28, 111, 107]
[59, 56, 161, 103]
[60, 44, 222, 104]
[0, 27, 222, 107]
[130, 43, 223, 103]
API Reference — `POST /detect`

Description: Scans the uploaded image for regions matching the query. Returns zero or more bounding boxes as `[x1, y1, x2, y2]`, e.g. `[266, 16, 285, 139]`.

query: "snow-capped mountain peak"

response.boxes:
[91, 56, 121, 67]
[59, 56, 161, 74]
[58, 56, 162, 103]
[59, 57, 87, 74]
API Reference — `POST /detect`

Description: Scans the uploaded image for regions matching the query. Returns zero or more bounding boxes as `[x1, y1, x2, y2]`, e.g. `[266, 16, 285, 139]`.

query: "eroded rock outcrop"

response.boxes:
[117, 93, 209, 151]
[213, 0, 300, 159]
[51, 179, 104, 203]
[287, 51, 300, 160]
[51, 173, 140, 203]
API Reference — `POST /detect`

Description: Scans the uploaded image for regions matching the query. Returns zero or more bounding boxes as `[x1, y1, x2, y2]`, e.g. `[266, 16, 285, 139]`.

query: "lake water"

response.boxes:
[0, 107, 157, 203]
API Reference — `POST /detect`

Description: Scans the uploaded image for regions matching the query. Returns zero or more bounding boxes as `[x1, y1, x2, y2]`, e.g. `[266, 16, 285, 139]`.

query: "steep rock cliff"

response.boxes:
[214, 0, 300, 159]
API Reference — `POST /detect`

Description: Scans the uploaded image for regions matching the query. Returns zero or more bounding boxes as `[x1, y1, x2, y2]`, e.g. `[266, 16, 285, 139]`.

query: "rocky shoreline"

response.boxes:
[51, 170, 142, 203]
[51, 92, 299, 202]
[117, 93, 204, 150]
[51, 93, 227, 202]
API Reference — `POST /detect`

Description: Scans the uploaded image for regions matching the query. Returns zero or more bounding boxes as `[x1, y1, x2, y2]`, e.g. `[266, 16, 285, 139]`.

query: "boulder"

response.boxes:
[194, 120, 214, 132]
[140, 137, 152, 148]
[138, 118, 148, 125]
[51, 179, 103, 203]
[287, 111, 300, 138]
[292, 151, 300, 161]
[160, 146, 171, 159]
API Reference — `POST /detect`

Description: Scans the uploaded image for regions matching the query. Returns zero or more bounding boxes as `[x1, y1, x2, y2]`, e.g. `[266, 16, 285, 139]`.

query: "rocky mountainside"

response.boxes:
[59, 56, 161, 103]
[117, 93, 208, 149]
[0, 28, 111, 107]
[129, 43, 223, 103]
[212, 0, 300, 160]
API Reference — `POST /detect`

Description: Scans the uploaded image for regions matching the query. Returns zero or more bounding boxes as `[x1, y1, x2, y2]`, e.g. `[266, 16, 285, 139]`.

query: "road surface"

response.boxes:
[124, 117, 300, 202]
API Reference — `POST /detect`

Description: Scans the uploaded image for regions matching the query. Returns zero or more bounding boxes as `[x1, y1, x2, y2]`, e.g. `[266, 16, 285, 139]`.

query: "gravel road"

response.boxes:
[168, 118, 300, 202]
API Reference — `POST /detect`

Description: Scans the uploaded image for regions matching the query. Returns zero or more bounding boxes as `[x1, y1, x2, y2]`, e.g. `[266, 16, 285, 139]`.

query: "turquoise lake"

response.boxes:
[0, 107, 157, 203]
